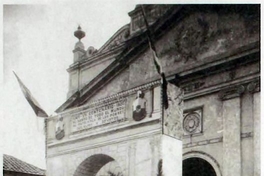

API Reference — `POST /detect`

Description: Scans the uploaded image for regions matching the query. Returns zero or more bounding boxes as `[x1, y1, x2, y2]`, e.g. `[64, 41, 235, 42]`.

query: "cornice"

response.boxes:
[98, 24, 130, 53]
[55, 80, 160, 115]
[54, 91, 79, 114]
[183, 132, 253, 149]
[47, 127, 161, 158]
[67, 45, 125, 72]
[178, 42, 259, 78]
[218, 78, 260, 101]
[184, 75, 260, 101]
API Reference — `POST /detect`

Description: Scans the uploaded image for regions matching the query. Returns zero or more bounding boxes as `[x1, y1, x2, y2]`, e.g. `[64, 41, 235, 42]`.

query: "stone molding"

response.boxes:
[68, 45, 124, 72]
[183, 132, 253, 148]
[72, 47, 86, 53]
[55, 80, 160, 118]
[183, 137, 223, 148]
[47, 117, 160, 147]
[51, 77, 259, 121]
[98, 24, 130, 53]
[184, 75, 259, 101]
[47, 128, 161, 158]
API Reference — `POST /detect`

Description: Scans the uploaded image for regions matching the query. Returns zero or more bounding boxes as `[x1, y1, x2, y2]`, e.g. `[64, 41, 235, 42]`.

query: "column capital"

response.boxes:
[247, 80, 260, 93]
[219, 79, 260, 101]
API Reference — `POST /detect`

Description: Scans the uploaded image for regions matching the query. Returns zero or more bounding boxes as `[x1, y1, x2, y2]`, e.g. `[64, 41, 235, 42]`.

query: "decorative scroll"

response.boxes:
[71, 98, 127, 132]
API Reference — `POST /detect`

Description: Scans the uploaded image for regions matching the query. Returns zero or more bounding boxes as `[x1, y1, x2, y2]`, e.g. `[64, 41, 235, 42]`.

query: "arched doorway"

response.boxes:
[183, 157, 217, 176]
[73, 154, 123, 176]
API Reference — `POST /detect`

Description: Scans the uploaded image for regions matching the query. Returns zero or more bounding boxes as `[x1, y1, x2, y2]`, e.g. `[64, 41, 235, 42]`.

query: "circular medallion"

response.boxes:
[183, 112, 200, 134]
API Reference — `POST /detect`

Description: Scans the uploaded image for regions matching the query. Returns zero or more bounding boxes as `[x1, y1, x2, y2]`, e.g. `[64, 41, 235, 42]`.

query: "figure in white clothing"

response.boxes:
[132, 91, 147, 121]
[55, 116, 65, 140]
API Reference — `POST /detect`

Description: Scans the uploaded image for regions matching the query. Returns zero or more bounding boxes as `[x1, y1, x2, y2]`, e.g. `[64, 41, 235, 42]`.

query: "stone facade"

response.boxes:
[47, 5, 260, 176]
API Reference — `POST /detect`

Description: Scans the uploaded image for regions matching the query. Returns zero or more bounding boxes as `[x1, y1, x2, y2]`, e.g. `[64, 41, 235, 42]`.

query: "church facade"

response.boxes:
[46, 5, 260, 176]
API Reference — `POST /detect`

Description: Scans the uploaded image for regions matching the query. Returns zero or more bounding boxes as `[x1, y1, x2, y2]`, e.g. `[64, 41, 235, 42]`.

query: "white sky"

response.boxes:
[1, 0, 137, 169]
[0, 0, 263, 174]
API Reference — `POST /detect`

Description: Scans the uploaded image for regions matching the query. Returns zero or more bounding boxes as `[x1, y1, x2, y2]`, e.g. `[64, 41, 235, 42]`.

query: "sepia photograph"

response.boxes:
[0, 1, 261, 176]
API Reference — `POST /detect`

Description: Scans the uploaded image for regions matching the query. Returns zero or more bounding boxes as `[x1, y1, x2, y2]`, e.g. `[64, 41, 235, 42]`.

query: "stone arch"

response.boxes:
[73, 154, 122, 176]
[183, 151, 222, 176]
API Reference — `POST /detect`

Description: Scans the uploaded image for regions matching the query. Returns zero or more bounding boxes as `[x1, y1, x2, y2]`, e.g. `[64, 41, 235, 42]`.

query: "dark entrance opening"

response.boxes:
[183, 157, 217, 176]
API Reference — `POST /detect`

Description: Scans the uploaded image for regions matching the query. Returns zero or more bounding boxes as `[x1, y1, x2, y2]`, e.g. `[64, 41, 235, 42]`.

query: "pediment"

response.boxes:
[56, 5, 259, 113]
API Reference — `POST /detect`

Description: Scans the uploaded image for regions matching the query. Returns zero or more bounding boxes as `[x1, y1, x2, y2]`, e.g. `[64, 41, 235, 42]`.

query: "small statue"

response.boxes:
[132, 91, 147, 121]
[55, 116, 65, 140]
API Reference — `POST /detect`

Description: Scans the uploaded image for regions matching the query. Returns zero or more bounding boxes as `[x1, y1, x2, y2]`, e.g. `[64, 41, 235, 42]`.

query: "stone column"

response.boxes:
[220, 85, 244, 176]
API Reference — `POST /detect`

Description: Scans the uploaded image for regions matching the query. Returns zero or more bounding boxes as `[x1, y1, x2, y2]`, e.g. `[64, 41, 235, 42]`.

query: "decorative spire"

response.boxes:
[74, 25, 85, 41]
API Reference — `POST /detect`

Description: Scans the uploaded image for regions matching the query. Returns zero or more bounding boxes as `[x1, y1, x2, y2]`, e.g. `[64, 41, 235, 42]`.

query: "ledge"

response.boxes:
[47, 116, 161, 148]
[47, 127, 162, 158]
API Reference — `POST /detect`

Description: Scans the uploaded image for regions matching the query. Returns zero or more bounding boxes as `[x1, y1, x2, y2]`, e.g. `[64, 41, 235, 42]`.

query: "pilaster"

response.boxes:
[220, 85, 243, 176]
[249, 81, 260, 176]
[128, 142, 136, 176]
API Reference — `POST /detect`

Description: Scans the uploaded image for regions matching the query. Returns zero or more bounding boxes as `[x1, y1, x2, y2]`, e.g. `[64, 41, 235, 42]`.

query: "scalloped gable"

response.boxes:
[98, 24, 130, 53]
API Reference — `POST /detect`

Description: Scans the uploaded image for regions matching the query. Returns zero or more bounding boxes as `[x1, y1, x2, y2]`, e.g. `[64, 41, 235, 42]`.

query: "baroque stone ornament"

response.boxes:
[108, 28, 130, 50]
[183, 112, 200, 134]
[183, 108, 203, 136]
[247, 80, 260, 93]
[160, 15, 210, 63]
[55, 116, 65, 140]
[164, 83, 184, 139]
[74, 25, 85, 41]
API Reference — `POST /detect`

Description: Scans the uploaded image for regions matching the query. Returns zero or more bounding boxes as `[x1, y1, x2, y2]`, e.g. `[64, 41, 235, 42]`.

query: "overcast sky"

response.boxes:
[0, 0, 263, 173]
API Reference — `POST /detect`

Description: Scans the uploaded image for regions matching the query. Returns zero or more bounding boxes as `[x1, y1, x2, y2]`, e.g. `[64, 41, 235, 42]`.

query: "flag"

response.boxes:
[13, 71, 48, 117]
[140, 5, 169, 109]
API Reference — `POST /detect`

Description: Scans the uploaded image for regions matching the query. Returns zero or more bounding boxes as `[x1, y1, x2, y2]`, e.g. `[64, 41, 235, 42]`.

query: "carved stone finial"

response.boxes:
[74, 25, 85, 41]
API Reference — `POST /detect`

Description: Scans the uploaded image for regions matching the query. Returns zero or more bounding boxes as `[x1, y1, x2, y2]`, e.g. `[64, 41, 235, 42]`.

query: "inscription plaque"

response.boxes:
[71, 98, 127, 132]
